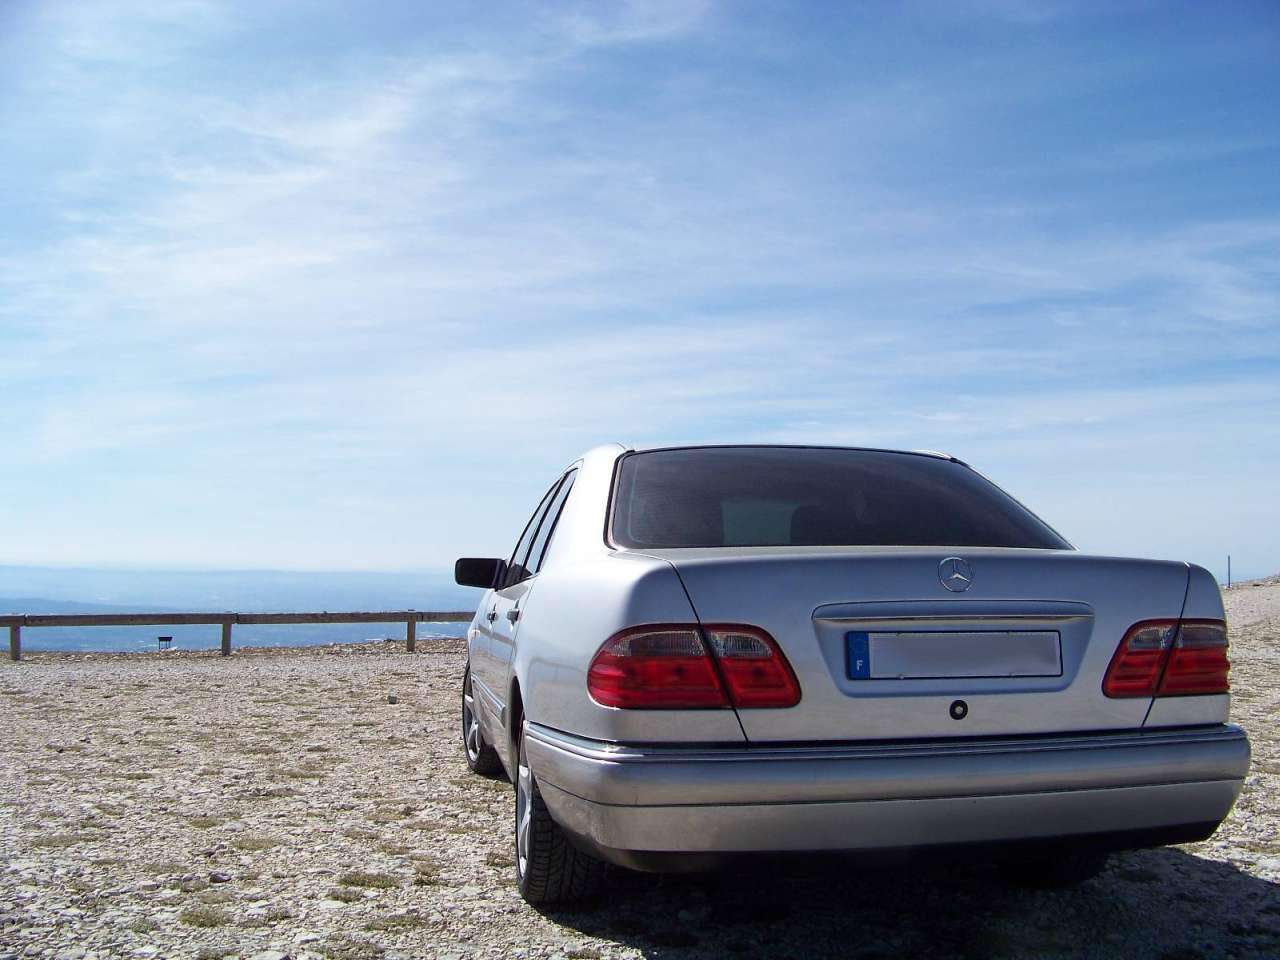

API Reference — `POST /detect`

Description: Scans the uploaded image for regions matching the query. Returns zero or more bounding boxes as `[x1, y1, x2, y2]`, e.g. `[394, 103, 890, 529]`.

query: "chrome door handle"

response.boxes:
[506, 608, 521, 623]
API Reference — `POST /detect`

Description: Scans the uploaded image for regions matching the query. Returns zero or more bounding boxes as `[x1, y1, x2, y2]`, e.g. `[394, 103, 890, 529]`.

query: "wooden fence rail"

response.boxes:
[0, 610, 474, 661]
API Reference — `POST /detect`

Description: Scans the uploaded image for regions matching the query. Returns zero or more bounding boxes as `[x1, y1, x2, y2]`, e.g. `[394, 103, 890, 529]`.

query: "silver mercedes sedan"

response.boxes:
[455, 444, 1250, 904]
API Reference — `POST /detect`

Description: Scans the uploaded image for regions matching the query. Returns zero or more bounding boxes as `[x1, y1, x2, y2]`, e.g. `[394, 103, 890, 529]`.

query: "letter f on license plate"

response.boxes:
[847, 632, 871, 679]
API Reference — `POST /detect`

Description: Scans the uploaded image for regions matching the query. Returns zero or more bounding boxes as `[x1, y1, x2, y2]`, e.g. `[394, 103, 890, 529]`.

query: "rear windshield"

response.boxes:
[611, 447, 1069, 550]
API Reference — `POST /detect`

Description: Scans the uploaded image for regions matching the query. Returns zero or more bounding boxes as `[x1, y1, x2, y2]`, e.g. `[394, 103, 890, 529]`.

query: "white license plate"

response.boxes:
[846, 630, 1062, 680]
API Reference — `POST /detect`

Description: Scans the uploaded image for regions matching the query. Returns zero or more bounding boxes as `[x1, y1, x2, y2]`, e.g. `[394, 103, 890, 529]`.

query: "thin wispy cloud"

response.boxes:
[1, 0, 1277, 579]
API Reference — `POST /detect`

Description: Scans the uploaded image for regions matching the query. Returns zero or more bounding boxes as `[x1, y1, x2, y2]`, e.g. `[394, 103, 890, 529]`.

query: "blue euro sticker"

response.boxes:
[847, 632, 870, 679]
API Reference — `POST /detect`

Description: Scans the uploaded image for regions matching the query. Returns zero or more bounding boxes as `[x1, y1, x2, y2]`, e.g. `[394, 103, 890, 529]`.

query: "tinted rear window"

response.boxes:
[611, 447, 1068, 550]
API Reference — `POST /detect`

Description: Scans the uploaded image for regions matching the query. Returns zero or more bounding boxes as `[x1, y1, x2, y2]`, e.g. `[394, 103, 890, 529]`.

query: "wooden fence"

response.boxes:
[0, 611, 474, 661]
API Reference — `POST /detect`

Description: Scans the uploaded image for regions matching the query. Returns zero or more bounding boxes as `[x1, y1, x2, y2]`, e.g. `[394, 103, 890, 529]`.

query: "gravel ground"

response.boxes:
[1, 582, 1278, 960]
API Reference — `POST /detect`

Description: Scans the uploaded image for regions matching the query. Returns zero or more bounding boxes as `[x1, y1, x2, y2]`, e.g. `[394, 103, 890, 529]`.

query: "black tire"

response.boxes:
[996, 848, 1110, 889]
[461, 666, 502, 776]
[515, 722, 606, 905]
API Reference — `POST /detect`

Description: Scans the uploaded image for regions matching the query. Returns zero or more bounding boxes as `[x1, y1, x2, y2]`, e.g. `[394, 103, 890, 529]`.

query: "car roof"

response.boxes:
[621, 443, 963, 464]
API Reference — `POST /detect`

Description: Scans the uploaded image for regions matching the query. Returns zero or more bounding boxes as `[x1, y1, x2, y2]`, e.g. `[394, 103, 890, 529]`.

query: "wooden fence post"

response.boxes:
[406, 618, 416, 653]
[220, 621, 233, 657]
[8, 624, 19, 662]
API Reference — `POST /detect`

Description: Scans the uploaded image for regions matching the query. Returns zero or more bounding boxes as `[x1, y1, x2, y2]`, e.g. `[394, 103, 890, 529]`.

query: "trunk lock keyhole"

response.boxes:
[949, 699, 968, 720]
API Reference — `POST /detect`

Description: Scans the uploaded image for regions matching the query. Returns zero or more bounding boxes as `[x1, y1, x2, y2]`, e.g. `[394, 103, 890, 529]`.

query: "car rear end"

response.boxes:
[525, 446, 1250, 874]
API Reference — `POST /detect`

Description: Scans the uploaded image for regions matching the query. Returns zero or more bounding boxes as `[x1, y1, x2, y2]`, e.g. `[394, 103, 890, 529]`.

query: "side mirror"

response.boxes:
[455, 557, 506, 589]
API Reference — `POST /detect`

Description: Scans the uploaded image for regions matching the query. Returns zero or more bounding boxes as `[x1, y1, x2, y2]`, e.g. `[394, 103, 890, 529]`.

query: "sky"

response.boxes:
[1, 0, 1278, 583]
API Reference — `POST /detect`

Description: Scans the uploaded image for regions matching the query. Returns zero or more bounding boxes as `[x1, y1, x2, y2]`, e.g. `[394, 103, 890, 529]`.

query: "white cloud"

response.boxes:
[1, 0, 1277, 579]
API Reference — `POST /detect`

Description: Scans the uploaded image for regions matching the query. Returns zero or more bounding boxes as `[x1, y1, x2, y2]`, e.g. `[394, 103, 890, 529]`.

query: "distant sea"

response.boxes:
[0, 564, 476, 653]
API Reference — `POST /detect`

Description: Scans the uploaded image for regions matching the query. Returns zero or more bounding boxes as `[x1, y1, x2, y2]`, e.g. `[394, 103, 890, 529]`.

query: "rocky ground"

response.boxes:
[1, 582, 1277, 960]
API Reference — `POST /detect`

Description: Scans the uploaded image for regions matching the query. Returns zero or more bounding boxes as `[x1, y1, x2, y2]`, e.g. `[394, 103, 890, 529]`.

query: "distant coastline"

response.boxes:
[0, 563, 476, 653]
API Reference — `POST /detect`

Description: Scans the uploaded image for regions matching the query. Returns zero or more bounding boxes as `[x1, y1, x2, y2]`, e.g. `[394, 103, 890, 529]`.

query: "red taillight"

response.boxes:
[1158, 620, 1230, 696]
[1102, 619, 1176, 698]
[703, 625, 802, 708]
[586, 626, 727, 709]
[587, 623, 801, 710]
[1103, 618, 1229, 699]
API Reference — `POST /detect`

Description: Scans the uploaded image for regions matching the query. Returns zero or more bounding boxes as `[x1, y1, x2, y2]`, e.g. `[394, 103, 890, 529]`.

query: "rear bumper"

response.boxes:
[525, 723, 1250, 862]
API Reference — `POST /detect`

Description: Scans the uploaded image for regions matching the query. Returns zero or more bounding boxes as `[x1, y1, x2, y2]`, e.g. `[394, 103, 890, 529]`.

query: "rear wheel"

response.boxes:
[461, 666, 501, 775]
[515, 722, 606, 904]
[996, 848, 1110, 889]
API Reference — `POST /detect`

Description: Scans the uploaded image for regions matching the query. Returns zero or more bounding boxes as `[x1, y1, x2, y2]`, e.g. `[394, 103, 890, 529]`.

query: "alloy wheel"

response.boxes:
[516, 751, 532, 877]
[463, 676, 481, 763]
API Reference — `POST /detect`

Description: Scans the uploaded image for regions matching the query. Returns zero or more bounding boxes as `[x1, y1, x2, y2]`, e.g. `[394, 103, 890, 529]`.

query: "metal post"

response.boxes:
[8, 624, 19, 662]
[406, 618, 416, 653]
[220, 621, 233, 657]
[1227, 555, 1232, 589]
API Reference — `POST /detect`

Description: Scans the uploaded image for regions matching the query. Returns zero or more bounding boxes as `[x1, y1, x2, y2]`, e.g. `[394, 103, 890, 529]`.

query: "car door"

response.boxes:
[491, 468, 578, 696]
[472, 477, 561, 737]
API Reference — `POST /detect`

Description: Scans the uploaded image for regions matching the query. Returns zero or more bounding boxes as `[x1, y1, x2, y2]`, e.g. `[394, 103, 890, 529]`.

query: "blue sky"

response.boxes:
[1, 0, 1277, 581]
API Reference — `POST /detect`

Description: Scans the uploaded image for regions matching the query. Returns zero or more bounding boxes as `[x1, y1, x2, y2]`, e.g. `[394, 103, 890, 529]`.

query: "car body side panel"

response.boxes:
[506, 444, 746, 747]
[516, 554, 746, 744]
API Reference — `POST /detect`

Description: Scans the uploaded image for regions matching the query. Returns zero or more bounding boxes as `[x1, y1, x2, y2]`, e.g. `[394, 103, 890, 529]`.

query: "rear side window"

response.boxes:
[530, 468, 577, 574]
[503, 478, 562, 588]
[611, 447, 1069, 550]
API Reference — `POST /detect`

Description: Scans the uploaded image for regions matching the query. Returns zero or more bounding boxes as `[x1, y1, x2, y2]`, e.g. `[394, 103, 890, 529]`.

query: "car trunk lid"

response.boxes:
[637, 546, 1190, 742]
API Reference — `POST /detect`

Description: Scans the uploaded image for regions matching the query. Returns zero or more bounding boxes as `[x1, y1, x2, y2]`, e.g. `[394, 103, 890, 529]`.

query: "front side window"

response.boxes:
[611, 447, 1069, 550]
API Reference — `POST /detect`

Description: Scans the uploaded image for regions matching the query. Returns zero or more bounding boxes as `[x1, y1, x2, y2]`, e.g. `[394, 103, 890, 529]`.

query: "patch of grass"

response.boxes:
[304, 744, 331, 753]
[237, 786, 299, 800]
[121, 771, 154, 781]
[377, 841, 412, 855]
[364, 911, 427, 931]
[319, 936, 385, 960]
[438, 821, 478, 835]
[239, 745, 279, 756]
[230, 835, 278, 852]
[178, 877, 210, 893]
[127, 917, 159, 933]
[484, 850, 514, 868]
[341, 827, 379, 841]
[30, 832, 92, 849]
[188, 816, 224, 829]
[326, 887, 364, 904]
[417, 860, 448, 890]
[179, 904, 230, 928]
[338, 870, 399, 890]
